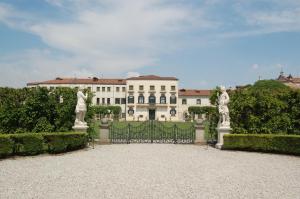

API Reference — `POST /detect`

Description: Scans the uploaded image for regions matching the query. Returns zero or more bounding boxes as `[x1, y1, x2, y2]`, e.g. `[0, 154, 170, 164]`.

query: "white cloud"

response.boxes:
[252, 64, 259, 70]
[219, 1, 300, 38]
[126, 72, 140, 78]
[0, 0, 215, 87]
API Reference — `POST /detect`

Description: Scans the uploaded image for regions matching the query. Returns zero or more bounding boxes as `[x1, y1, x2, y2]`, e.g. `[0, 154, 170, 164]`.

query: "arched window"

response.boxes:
[128, 95, 134, 104]
[149, 94, 156, 104]
[160, 94, 166, 104]
[170, 95, 177, 104]
[196, 99, 201, 105]
[128, 107, 134, 115]
[182, 99, 187, 105]
[170, 108, 176, 116]
[138, 94, 144, 104]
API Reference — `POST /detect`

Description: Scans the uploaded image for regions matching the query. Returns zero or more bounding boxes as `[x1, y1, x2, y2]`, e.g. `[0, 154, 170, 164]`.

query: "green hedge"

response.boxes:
[0, 132, 87, 158]
[223, 134, 300, 155]
[11, 134, 44, 155]
[44, 132, 87, 153]
[0, 135, 14, 157]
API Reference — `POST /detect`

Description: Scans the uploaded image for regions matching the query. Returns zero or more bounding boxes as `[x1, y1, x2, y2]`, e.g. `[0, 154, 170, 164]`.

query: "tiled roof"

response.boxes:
[292, 78, 300, 83]
[27, 77, 126, 86]
[179, 89, 211, 96]
[127, 75, 178, 81]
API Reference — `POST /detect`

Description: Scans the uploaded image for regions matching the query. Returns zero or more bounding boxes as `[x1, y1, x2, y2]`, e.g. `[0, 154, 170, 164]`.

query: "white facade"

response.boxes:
[126, 78, 179, 121]
[178, 94, 211, 120]
[27, 75, 212, 121]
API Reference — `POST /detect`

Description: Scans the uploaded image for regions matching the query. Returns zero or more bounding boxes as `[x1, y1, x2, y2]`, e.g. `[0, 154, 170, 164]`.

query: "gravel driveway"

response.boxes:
[1, 144, 300, 199]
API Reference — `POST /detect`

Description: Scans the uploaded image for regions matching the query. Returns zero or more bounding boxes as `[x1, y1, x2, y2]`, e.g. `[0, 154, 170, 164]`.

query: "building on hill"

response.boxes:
[277, 71, 300, 89]
[27, 75, 212, 121]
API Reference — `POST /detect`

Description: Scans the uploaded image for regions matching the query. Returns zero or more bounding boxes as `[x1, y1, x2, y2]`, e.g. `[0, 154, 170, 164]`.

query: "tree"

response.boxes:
[229, 80, 295, 134]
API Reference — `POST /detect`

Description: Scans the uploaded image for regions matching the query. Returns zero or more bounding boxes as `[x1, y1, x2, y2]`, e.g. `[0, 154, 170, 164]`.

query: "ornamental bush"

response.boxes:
[0, 135, 14, 158]
[0, 132, 87, 158]
[44, 132, 87, 153]
[11, 133, 44, 155]
[223, 134, 300, 155]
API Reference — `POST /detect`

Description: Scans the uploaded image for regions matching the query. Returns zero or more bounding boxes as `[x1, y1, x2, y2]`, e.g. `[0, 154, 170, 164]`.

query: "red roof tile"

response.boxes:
[127, 75, 178, 81]
[179, 89, 211, 96]
[27, 77, 126, 86]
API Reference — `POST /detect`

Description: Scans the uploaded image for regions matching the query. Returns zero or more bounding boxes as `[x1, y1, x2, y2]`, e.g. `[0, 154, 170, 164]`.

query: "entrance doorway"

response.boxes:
[149, 109, 156, 120]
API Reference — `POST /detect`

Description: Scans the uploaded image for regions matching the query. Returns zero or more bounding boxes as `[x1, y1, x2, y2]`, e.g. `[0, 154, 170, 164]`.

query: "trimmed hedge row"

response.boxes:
[223, 134, 300, 155]
[0, 132, 87, 158]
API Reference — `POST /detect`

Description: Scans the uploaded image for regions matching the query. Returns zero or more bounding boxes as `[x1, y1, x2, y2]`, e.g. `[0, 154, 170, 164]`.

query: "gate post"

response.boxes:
[194, 122, 206, 145]
[99, 120, 110, 144]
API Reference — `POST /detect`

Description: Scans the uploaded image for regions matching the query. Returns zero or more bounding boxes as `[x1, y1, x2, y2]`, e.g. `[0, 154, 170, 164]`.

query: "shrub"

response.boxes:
[0, 132, 87, 158]
[44, 132, 87, 154]
[11, 134, 44, 155]
[223, 134, 300, 155]
[33, 117, 54, 133]
[0, 134, 14, 158]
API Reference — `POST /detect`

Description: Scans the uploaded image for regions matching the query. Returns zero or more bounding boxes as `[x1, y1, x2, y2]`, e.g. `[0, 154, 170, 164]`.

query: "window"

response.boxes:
[87, 87, 91, 91]
[196, 99, 201, 105]
[116, 87, 120, 92]
[139, 85, 144, 91]
[107, 98, 111, 104]
[160, 94, 166, 104]
[50, 86, 54, 90]
[150, 85, 155, 91]
[170, 95, 177, 104]
[171, 86, 176, 91]
[138, 94, 144, 104]
[170, 108, 176, 116]
[149, 94, 156, 104]
[102, 87, 105, 92]
[128, 95, 134, 104]
[122, 87, 126, 92]
[97, 98, 100, 105]
[129, 85, 134, 91]
[75, 86, 79, 90]
[161, 85, 166, 91]
[107, 87, 111, 92]
[102, 98, 105, 104]
[122, 113, 126, 118]
[97, 87, 100, 92]
[121, 98, 126, 104]
[115, 98, 120, 104]
[182, 99, 187, 105]
[128, 107, 134, 115]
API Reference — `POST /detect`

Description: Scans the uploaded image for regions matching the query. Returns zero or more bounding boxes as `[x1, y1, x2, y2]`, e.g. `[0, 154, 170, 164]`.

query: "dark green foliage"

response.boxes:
[0, 132, 87, 158]
[0, 135, 14, 158]
[33, 117, 54, 133]
[0, 87, 93, 133]
[229, 80, 300, 134]
[11, 133, 44, 155]
[44, 132, 87, 153]
[223, 134, 300, 155]
[93, 105, 122, 120]
[188, 106, 218, 140]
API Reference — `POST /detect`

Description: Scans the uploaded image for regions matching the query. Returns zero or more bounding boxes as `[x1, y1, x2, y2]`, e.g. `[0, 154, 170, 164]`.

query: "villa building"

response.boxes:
[27, 75, 212, 121]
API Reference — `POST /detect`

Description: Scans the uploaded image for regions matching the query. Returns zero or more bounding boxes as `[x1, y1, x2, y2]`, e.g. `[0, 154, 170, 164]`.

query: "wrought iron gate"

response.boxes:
[109, 121, 195, 144]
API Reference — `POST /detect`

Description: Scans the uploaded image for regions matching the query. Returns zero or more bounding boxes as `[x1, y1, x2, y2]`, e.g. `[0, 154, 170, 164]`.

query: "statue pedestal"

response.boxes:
[215, 126, 231, 149]
[73, 125, 88, 133]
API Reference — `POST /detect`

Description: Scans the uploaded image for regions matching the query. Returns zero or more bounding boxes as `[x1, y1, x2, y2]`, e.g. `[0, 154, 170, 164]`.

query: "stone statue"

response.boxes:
[218, 86, 230, 128]
[74, 87, 88, 127]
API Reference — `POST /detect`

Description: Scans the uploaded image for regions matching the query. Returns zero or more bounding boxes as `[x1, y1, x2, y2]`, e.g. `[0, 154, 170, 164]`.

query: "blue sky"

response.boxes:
[0, 0, 299, 88]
